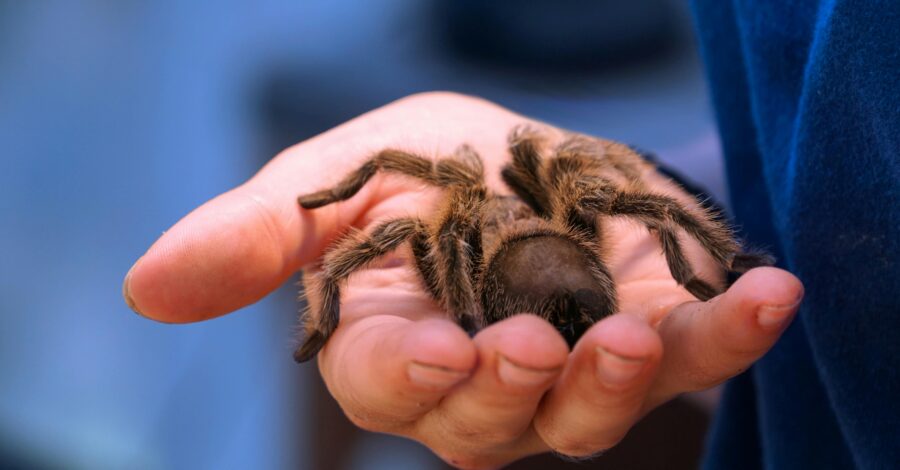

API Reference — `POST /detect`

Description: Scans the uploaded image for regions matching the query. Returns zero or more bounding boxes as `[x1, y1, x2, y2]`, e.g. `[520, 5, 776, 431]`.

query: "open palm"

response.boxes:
[125, 92, 802, 469]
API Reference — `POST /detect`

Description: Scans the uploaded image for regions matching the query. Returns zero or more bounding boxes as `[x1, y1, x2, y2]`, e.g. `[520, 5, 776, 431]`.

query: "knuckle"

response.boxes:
[403, 90, 474, 105]
[551, 436, 618, 459]
[538, 427, 622, 459]
[549, 438, 599, 458]
[454, 424, 523, 448]
[341, 406, 408, 435]
[438, 410, 525, 447]
[485, 427, 526, 446]
[398, 91, 497, 114]
[680, 353, 728, 390]
[405, 90, 462, 102]
[343, 409, 385, 433]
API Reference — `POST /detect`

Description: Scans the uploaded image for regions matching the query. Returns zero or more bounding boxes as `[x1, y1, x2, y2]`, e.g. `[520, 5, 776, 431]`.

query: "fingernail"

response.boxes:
[408, 361, 468, 390]
[496, 354, 559, 387]
[122, 259, 143, 317]
[596, 347, 646, 386]
[757, 300, 801, 330]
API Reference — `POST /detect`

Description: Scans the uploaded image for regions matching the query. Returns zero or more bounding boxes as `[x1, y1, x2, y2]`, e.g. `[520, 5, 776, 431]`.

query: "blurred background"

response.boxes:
[0, 1, 728, 469]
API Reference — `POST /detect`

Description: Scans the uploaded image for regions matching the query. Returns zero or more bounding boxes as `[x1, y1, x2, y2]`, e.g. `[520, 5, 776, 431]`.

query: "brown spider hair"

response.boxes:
[292, 126, 772, 362]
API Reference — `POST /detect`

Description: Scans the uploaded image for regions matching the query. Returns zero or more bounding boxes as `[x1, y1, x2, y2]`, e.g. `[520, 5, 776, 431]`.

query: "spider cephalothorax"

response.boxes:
[293, 126, 772, 362]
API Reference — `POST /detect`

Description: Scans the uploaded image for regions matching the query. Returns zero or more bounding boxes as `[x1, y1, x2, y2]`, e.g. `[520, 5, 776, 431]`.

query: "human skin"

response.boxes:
[123, 92, 803, 469]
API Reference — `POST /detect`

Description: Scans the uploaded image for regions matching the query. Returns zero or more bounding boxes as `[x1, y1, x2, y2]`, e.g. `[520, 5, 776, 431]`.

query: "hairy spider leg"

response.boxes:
[553, 134, 646, 184]
[410, 228, 442, 300]
[543, 156, 606, 237]
[432, 184, 487, 335]
[297, 147, 483, 210]
[647, 219, 721, 300]
[501, 125, 551, 216]
[501, 129, 651, 219]
[435, 144, 484, 187]
[295, 145, 487, 360]
[609, 192, 738, 265]
[409, 144, 488, 305]
[605, 190, 738, 300]
[294, 218, 433, 362]
[607, 190, 773, 298]
[550, 134, 774, 279]
[541, 151, 727, 301]
[730, 251, 777, 272]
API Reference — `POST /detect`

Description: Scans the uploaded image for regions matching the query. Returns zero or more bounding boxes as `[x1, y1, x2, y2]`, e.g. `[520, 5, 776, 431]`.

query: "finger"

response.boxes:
[122, 174, 372, 323]
[418, 315, 568, 454]
[317, 316, 477, 433]
[648, 267, 803, 406]
[121, 105, 392, 323]
[123, 98, 426, 323]
[533, 314, 663, 457]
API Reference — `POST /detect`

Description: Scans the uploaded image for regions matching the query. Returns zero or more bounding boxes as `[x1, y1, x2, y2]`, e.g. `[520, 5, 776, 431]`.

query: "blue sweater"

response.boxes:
[691, 1, 900, 469]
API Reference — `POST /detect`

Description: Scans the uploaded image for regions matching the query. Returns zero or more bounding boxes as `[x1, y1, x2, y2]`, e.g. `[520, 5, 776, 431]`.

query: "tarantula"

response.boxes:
[293, 127, 771, 362]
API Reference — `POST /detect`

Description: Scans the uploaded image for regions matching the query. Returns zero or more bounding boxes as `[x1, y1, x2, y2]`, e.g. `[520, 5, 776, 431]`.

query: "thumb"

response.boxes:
[123, 145, 372, 323]
[647, 267, 804, 405]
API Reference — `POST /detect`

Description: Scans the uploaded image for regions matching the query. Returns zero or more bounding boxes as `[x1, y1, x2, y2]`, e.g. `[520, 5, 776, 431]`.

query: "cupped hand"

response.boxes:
[124, 92, 803, 469]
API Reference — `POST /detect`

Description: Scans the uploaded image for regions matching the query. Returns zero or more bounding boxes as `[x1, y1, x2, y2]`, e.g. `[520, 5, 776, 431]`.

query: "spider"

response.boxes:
[292, 126, 772, 363]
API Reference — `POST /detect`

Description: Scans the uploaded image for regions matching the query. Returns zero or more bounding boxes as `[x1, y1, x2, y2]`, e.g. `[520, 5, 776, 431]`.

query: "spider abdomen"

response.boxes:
[480, 232, 617, 346]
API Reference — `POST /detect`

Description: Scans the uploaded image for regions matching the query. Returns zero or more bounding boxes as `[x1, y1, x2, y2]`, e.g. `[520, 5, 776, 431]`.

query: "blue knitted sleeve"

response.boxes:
[691, 1, 900, 469]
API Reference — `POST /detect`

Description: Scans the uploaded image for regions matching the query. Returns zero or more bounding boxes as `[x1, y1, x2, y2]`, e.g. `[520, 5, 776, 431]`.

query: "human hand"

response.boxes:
[124, 92, 803, 469]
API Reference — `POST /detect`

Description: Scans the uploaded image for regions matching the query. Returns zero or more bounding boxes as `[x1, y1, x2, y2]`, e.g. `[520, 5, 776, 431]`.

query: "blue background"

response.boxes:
[0, 1, 722, 468]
